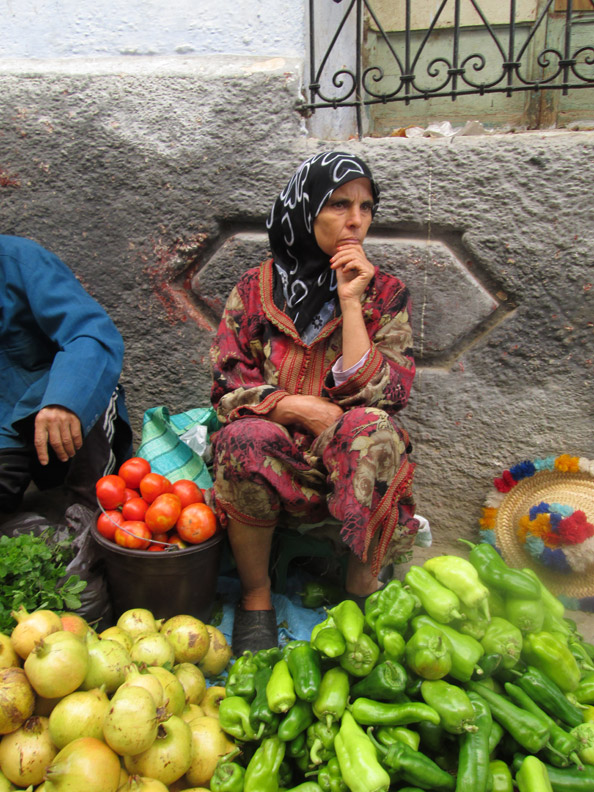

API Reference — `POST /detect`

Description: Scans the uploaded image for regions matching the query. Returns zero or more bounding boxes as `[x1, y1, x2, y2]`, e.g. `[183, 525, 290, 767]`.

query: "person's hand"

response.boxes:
[330, 242, 374, 304]
[269, 395, 343, 436]
[34, 406, 83, 465]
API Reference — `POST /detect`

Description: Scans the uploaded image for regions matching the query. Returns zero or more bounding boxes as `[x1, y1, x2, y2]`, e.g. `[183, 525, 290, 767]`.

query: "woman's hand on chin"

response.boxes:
[331, 242, 374, 304]
[269, 394, 343, 436]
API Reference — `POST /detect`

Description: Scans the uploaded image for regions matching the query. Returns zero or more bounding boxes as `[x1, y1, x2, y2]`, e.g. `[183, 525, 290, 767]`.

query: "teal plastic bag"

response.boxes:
[136, 406, 220, 490]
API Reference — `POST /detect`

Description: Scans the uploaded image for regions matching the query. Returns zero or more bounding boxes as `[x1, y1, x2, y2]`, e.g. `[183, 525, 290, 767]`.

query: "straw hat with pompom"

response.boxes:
[478, 454, 594, 611]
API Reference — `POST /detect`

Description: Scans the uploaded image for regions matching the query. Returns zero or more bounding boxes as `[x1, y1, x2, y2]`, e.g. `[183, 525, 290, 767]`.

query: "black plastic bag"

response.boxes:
[2, 505, 113, 628]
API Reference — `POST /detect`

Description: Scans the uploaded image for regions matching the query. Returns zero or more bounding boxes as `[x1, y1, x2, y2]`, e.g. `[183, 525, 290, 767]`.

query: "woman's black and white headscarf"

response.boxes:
[266, 151, 379, 342]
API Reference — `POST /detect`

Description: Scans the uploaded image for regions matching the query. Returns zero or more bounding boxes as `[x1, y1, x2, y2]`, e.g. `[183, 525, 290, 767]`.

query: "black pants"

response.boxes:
[0, 394, 132, 514]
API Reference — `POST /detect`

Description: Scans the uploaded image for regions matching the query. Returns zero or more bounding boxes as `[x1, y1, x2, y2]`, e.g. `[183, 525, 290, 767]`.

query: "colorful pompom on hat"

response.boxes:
[479, 454, 594, 611]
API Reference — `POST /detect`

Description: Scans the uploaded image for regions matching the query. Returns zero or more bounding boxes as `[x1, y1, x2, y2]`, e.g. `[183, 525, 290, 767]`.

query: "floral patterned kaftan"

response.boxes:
[210, 259, 418, 573]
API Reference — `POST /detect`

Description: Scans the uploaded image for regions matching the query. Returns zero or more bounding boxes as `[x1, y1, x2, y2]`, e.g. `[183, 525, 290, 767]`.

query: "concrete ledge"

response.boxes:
[0, 55, 303, 78]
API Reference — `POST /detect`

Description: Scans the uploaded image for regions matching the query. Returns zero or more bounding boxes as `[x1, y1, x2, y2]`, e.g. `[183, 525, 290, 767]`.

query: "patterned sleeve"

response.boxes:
[209, 274, 290, 424]
[325, 274, 415, 415]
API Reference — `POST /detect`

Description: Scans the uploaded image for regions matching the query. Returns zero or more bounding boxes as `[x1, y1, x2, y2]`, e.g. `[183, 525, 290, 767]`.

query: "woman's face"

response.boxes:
[313, 177, 374, 257]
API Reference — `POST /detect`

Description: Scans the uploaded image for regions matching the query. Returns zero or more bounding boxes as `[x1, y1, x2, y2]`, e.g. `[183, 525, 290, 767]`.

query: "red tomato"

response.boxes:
[139, 472, 173, 504]
[176, 503, 217, 544]
[148, 543, 166, 551]
[171, 479, 205, 509]
[145, 493, 182, 534]
[114, 520, 151, 550]
[118, 457, 152, 490]
[96, 474, 126, 510]
[150, 532, 170, 544]
[123, 488, 139, 503]
[122, 496, 150, 522]
[96, 510, 124, 541]
[166, 532, 187, 549]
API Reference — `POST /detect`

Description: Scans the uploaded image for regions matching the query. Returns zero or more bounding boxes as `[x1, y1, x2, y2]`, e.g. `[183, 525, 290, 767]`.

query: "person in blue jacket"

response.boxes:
[0, 235, 132, 515]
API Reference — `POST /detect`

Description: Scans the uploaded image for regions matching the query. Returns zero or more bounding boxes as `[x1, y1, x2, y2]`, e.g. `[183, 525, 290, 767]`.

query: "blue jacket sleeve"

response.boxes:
[2, 238, 124, 437]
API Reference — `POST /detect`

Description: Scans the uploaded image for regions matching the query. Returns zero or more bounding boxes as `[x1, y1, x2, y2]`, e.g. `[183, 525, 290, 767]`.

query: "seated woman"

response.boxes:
[209, 151, 419, 654]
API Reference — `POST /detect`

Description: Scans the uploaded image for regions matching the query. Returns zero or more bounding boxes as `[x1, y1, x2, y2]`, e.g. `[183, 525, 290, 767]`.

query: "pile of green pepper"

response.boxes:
[215, 544, 594, 792]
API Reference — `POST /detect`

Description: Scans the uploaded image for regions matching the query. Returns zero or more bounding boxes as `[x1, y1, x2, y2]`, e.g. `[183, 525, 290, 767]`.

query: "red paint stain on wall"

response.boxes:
[145, 232, 214, 330]
[0, 167, 20, 188]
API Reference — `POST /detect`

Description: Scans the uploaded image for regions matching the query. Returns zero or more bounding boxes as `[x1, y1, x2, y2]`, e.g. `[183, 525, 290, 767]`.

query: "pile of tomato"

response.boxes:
[95, 457, 218, 552]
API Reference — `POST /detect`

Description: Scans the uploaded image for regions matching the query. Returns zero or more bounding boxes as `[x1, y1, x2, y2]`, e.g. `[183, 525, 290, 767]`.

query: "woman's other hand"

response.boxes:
[269, 394, 343, 436]
[331, 241, 374, 304]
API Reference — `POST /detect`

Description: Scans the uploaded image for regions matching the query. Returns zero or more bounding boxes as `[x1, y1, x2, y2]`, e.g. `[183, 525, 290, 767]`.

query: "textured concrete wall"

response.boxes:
[2, 0, 305, 58]
[1, 57, 592, 549]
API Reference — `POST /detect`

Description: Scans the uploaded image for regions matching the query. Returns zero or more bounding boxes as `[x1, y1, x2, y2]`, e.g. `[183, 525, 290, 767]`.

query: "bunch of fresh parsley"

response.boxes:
[0, 530, 87, 634]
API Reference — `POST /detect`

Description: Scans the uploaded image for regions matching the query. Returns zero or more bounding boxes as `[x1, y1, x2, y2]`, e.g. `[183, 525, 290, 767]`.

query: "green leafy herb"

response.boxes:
[0, 529, 87, 634]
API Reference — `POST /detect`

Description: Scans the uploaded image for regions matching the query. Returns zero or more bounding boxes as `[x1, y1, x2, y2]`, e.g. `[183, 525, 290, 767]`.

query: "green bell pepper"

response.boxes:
[465, 682, 550, 754]
[459, 539, 541, 600]
[522, 631, 581, 692]
[396, 789, 427, 792]
[472, 652, 503, 680]
[488, 720, 505, 755]
[415, 719, 446, 755]
[405, 624, 452, 680]
[334, 711, 391, 792]
[267, 658, 297, 714]
[315, 756, 347, 792]
[455, 691, 492, 792]
[301, 581, 343, 609]
[313, 627, 346, 659]
[487, 588, 507, 619]
[254, 646, 284, 668]
[306, 720, 339, 765]
[225, 650, 259, 699]
[279, 757, 293, 789]
[422, 555, 490, 619]
[350, 659, 407, 701]
[374, 725, 420, 751]
[575, 671, 594, 704]
[278, 699, 315, 742]
[515, 755, 554, 792]
[350, 697, 441, 727]
[310, 614, 336, 643]
[375, 627, 406, 661]
[210, 756, 246, 792]
[420, 679, 478, 734]
[411, 614, 484, 682]
[283, 783, 323, 792]
[285, 641, 322, 703]
[368, 730, 455, 790]
[571, 722, 594, 765]
[480, 616, 523, 670]
[487, 759, 513, 792]
[505, 596, 545, 633]
[328, 599, 364, 644]
[512, 754, 594, 791]
[521, 567, 566, 617]
[364, 579, 419, 634]
[312, 666, 350, 729]
[244, 735, 286, 792]
[569, 640, 594, 674]
[287, 731, 310, 774]
[515, 665, 584, 727]
[219, 695, 258, 741]
[250, 665, 281, 738]
[455, 602, 490, 641]
[338, 633, 380, 677]
[404, 565, 464, 623]
[504, 682, 582, 767]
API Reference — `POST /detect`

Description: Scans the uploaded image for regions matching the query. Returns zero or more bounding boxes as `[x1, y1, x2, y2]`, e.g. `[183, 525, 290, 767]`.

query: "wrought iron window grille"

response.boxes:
[299, 0, 594, 137]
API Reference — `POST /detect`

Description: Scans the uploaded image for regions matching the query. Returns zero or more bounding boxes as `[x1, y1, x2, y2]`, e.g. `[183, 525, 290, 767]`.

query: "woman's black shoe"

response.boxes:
[232, 605, 278, 656]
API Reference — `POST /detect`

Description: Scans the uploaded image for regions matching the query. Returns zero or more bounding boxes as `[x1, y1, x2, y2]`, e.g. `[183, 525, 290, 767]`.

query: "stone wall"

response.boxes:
[1, 57, 592, 550]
